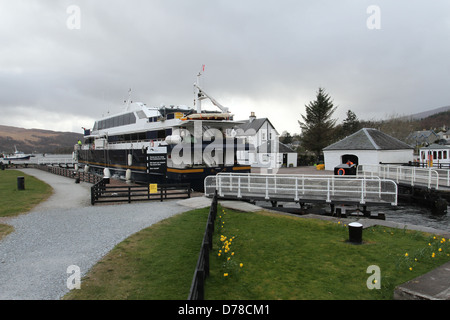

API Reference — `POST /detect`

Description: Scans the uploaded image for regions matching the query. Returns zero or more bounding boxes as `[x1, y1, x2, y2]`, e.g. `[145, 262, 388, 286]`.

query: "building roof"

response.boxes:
[257, 141, 296, 153]
[234, 118, 279, 135]
[323, 128, 413, 151]
[420, 143, 450, 150]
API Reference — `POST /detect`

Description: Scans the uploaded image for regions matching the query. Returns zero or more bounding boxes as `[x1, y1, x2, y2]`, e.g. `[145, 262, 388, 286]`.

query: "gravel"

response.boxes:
[0, 169, 191, 300]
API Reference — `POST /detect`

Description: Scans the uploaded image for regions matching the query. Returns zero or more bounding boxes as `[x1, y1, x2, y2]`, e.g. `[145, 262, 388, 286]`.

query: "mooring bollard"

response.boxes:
[348, 222, 363, 244]
[17, 176, 25, 190]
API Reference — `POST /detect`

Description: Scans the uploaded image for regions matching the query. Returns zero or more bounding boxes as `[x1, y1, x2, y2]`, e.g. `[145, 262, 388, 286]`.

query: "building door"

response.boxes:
[341, 154, 358, 165]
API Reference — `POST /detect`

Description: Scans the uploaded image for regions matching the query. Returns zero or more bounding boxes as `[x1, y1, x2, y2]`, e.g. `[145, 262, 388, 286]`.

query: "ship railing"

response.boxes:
[204, 173, 398, 206]
[357, 164, 443, 189]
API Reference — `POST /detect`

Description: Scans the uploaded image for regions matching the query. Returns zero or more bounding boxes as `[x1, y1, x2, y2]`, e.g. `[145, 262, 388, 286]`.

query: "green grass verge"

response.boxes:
[206, 209, 450, 300]
[63, 204, 450, 300]
[0, 169, 53, 218]
[0, 169, 53, 241]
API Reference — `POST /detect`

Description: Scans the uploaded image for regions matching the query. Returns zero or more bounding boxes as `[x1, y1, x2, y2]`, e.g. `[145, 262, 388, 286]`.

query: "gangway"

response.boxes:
[357, 164, 450, 190]
[204, 173, 398, 206]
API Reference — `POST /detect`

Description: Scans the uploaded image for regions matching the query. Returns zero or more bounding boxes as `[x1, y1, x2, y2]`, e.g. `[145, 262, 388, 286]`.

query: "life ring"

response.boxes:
[337, 168, 345, 175]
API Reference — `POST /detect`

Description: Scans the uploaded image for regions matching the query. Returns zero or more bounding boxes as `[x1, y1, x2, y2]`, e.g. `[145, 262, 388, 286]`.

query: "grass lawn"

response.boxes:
[0, 169, 53, 218]
[63, 204, 450, 300]
[0, 169, 53, 241]
[206, 209, 450, 300]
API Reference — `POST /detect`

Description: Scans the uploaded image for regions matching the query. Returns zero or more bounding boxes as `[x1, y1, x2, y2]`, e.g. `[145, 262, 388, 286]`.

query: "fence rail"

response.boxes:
[37, 164, 103, 184]
[205, 173, 398, 206]
[357, 164, 448, 190]
[188, 191, 217, 300]
[90, 180, 191, 205]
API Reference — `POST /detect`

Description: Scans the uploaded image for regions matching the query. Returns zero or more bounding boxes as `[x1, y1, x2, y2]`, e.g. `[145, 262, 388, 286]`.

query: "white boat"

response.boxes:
[1, 146, 33, 161]
[75, 70, 251, 190]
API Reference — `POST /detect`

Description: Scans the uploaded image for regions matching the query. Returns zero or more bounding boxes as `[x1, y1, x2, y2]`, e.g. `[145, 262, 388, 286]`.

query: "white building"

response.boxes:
[323, 128, 414, 171]
[419, 144, 450, 168]
[234, 112, 297, 168]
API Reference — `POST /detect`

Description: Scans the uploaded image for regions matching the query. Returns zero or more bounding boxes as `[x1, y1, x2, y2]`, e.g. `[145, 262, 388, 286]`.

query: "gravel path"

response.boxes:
[0, 169, 191, 300]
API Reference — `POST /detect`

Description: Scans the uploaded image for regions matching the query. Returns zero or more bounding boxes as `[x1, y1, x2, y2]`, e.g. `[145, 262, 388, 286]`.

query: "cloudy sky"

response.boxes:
[1, 0, 449, 135]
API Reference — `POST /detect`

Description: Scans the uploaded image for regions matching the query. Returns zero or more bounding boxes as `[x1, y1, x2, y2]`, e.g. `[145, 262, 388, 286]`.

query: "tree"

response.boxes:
[342, 110, 360, 134]
[279, 131, 293, 144]
[298, 88, 337, 159]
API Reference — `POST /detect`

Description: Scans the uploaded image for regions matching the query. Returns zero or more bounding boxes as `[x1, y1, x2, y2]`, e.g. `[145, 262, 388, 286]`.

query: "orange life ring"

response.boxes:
[337, 168, 345, 175]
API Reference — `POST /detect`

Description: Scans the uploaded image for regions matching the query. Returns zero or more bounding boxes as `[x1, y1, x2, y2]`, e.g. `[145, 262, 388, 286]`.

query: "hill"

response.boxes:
[406, 105, 450, 120]
[0, 125, 83, 154]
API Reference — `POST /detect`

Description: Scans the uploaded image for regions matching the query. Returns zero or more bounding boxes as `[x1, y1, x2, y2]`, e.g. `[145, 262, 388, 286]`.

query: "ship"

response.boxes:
[0, 146, 33, 161]
[75, 70, 251, 190]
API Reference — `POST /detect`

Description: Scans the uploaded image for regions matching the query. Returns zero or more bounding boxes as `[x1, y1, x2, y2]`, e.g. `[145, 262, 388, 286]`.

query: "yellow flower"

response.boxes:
[439, 248, 442, 252]
[224, 273, 228, 277]
[227, 257, 230, 261]
[231, 252, 235, 256]
[428, 243, 431, 246]
[218, 253, 221, 257]
[409, 267, 413, 271]
[432, 252, 436, 258]
[405, 253, 409, 257]
[414, 258, 418, 262]
[239, 263, 243, 268]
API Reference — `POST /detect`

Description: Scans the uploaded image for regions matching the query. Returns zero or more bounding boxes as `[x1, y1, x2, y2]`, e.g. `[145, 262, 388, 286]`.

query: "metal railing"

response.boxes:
[357, 164, 445, 190]
[205, 173, 398, 206]
[188, 191, 217, 300]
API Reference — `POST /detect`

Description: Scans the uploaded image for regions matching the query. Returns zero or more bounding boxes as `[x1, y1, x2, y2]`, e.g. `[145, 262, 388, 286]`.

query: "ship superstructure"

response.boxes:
[75, 70, 251, 190]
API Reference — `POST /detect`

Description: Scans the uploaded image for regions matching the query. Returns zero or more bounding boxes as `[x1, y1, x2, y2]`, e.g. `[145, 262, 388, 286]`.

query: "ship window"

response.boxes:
[158, 130, 166, 139]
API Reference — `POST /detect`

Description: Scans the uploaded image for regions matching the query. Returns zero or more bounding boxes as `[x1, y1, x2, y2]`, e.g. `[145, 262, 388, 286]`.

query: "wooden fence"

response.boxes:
[90, 179, 191, 205]
[188, 191, 218, 300]
[37, 165, 103, 184]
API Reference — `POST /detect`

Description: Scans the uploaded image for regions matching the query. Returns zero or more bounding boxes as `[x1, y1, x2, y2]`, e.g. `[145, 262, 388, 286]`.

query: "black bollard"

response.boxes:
[348, 222, 363, 244]
[17, 176, 25, 190]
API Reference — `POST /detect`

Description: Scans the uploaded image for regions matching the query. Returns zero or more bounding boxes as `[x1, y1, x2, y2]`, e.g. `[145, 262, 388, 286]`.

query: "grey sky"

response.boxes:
[1, 0, 449, 135]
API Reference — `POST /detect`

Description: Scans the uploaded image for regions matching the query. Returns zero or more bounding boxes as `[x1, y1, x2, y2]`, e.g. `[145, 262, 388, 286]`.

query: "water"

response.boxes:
[261, 201, 450, 233]
[374, 205, 450, 232]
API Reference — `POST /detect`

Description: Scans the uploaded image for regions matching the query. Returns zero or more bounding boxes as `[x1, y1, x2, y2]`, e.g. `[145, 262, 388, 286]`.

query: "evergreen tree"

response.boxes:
[342, 109, 361, 135]
[298, 87, 337, 159]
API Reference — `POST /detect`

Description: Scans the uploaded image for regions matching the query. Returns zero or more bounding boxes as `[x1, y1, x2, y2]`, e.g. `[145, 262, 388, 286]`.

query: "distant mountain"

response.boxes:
[405, 105, 450, 120]
[0, 125, 83, 154]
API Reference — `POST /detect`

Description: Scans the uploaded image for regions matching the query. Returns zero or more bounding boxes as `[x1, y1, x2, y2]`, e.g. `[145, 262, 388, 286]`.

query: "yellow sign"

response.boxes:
[149, 184, 158, 194]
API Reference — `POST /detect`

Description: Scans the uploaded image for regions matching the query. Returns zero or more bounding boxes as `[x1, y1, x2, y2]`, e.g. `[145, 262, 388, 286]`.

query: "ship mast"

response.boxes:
[193, 65, 229, 114]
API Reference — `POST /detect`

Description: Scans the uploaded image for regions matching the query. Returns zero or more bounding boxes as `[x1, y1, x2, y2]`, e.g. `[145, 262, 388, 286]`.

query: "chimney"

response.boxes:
[249, 111, 256, 122]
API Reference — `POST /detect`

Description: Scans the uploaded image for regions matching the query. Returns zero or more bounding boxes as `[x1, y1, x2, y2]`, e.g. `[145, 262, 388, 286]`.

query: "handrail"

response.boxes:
[357, 164, 440, 190]
[205, 173, 397, 206]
